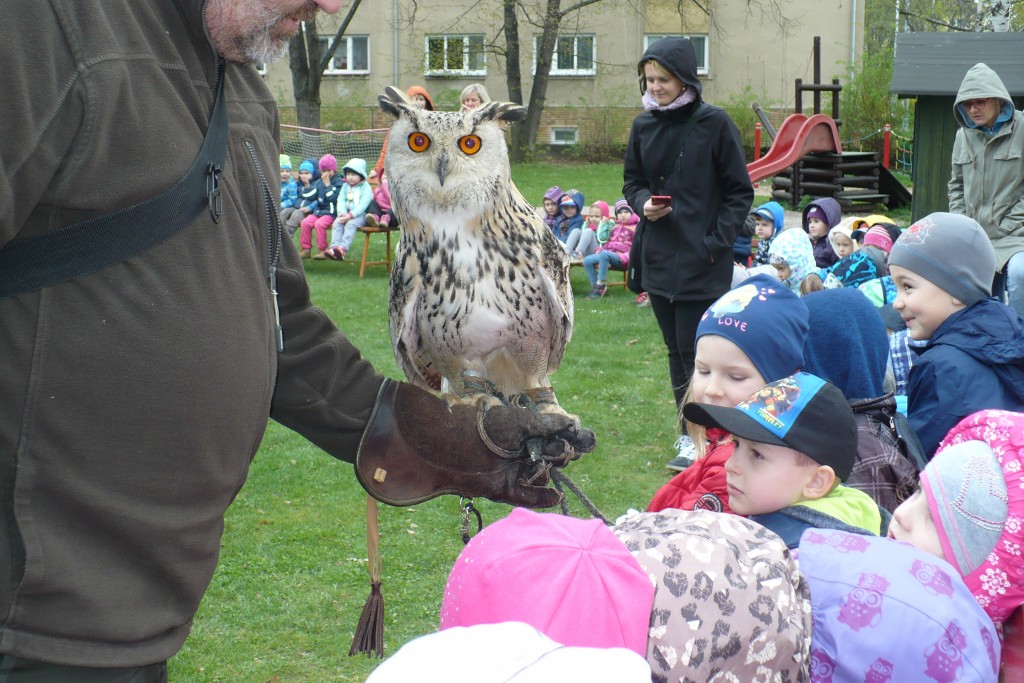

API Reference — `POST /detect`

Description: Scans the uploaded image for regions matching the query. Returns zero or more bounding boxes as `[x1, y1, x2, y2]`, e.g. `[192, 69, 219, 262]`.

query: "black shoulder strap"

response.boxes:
[0, 63, 229, 299]
[655, 101, 705, 193]
[891, 411, 929, 472]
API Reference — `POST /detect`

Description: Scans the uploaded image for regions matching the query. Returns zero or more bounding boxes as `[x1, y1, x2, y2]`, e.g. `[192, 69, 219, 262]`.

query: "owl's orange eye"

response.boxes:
[408, 132, 431, 153]
[458, 135, 482, 155]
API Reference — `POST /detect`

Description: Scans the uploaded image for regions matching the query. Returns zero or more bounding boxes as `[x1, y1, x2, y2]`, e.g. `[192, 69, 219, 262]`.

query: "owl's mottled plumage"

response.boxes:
[379, 87, 573, 414]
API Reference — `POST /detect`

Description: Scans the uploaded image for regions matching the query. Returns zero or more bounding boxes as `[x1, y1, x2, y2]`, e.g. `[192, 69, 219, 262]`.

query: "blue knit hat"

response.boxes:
[299, 160, 316, 175]
[695, 274, 809, 383]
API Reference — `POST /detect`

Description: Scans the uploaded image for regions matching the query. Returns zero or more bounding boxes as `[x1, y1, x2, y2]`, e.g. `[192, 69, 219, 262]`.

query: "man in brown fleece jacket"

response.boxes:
[0, 1, 593, 680]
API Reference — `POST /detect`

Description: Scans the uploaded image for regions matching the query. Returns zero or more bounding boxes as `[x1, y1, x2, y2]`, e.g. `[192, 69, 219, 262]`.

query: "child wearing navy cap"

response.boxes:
[684, 372, 883, 547]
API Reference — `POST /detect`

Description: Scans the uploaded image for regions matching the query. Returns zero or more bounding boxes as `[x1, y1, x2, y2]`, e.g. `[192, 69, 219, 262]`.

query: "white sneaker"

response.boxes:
[665, 435, 697, 471]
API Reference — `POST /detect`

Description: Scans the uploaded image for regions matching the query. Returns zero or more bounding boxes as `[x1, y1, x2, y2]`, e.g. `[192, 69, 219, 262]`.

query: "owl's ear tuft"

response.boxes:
[379, 86, 412, 119]
[472, 102, 528, 129]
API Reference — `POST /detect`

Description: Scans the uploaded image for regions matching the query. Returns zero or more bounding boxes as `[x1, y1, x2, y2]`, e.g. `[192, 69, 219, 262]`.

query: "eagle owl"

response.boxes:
[378, 86, 574, 417]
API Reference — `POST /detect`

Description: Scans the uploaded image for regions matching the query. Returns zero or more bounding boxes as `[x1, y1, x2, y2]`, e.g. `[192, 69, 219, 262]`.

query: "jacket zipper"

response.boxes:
[244, 140, 285, 353]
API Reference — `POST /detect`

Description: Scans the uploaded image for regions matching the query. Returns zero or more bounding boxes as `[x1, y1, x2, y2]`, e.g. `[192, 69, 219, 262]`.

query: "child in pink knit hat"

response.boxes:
[862, 224, 894, 254]
[889, 409, 1024, 627]
[439, 508, 654, 656]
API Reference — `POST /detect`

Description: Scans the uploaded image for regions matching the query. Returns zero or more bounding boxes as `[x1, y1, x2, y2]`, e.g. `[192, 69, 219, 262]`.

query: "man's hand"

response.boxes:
[355, 380, 595, 508]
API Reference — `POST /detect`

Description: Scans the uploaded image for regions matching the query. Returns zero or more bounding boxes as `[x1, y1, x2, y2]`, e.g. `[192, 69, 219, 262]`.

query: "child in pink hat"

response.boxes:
[439, 508, 654, 656]
[889, 409, 1024, 626]
[862, 224, 894, 254]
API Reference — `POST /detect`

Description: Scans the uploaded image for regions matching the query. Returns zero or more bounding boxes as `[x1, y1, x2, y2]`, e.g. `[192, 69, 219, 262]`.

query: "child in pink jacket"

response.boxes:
[581, 199, 637, 299]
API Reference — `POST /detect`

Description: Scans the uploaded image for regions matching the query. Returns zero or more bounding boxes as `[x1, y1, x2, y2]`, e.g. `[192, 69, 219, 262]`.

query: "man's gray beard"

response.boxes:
[236, 27, 290, 65]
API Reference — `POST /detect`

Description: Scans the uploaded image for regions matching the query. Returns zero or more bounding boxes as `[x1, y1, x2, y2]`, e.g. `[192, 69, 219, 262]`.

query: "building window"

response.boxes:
[536, 35, 596, 76]
[551, 127, 579, 146]
[643, 34, 709, 75]
[318, 35, 370, 75]
[425, 35, 486, 76]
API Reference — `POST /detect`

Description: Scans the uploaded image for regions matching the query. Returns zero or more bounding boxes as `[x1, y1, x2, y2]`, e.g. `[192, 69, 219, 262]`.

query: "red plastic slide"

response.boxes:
[747, 114, 843, 185]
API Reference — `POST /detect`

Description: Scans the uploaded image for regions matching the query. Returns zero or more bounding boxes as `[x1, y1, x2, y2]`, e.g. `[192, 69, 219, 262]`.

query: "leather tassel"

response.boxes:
[349, 495, 385, 657]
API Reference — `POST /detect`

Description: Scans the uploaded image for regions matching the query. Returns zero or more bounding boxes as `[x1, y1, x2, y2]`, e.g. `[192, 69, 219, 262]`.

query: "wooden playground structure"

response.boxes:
[746, 38, 911, 212]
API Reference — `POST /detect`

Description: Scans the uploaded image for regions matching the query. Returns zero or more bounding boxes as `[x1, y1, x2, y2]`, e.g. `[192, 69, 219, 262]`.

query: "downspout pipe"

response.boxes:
[393, 0, 399, 86]
[850, 0, 857, 77]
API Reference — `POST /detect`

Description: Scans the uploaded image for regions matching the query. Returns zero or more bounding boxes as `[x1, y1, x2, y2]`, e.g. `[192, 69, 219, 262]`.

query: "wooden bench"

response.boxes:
[569, 259, 628, 289]
[356, 225, 398, 277]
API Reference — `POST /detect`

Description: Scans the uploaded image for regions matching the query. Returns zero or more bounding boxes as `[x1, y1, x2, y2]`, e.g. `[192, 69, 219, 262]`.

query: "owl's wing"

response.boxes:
[388, 239, 442, 391]
[531, 203, 574, 374]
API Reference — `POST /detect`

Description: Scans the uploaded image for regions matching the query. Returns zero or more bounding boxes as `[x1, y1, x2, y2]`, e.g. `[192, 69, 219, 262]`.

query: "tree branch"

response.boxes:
[558, 0, 608, 18]
[897, 8, 971, 31]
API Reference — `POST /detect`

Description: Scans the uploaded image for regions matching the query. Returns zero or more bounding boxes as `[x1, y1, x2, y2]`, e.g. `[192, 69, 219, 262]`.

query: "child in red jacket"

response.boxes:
[647, 274, 809, 513]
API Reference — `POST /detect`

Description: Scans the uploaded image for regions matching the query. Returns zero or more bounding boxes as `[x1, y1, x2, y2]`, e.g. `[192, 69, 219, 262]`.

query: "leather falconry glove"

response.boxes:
[355, 379, 596, 509]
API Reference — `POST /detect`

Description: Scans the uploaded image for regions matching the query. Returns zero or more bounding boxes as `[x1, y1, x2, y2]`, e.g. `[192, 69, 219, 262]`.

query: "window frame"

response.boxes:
[534, 34, 597, 77]
[319, 34, 371, 75]
[424, 34, 487, 77]
[550, 127, 579, 146]
[643, 34, 709, 76]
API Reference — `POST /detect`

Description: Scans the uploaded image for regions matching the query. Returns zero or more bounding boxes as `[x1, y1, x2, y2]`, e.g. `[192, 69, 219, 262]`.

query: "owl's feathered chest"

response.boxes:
[402, 207, 546, 293]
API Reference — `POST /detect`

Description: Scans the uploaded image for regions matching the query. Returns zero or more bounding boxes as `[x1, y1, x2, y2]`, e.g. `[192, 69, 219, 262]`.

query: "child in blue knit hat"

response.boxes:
[648, 274, 810, 508]
[278, 154, 298, 229]
[281, 159, 318, 238]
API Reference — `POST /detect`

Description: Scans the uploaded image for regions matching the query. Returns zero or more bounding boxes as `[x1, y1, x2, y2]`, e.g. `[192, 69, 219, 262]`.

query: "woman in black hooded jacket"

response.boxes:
[623, 37, 753, 457]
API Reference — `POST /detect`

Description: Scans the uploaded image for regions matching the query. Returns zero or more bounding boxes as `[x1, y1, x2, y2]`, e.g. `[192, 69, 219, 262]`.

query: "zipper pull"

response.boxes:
[269, 266, 284, 353]
[206, 163, 223, 223]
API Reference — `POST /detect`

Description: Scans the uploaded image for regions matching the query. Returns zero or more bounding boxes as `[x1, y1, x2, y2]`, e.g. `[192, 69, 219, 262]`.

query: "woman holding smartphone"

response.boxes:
[623, 36, 753, 470]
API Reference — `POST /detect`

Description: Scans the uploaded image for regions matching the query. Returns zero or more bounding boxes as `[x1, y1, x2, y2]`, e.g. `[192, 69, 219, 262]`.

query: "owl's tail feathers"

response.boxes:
[355, 379, 594, 509]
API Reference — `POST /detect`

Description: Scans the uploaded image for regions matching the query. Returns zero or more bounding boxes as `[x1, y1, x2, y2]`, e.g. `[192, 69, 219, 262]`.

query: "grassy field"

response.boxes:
[169, 161, 914, 680]
[170, 162, 681, 681]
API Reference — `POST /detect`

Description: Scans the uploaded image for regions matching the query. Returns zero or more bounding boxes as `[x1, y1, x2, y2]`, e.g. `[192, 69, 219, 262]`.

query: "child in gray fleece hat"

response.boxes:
[888, 212, 1024, 457]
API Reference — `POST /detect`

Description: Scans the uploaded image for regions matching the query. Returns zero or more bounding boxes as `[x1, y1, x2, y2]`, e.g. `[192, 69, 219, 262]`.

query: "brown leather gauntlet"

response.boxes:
[355, 379, 595, 508]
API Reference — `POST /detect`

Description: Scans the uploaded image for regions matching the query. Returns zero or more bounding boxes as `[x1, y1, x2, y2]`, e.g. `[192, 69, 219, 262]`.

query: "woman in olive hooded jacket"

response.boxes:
[623, 37, 753, 412]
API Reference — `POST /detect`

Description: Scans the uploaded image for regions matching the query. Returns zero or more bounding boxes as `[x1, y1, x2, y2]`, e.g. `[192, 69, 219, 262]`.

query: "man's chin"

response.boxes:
[237, 36, 290, 65]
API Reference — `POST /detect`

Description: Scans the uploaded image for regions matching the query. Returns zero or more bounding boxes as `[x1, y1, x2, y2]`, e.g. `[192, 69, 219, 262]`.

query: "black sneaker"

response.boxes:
[666, 435, 697, 471]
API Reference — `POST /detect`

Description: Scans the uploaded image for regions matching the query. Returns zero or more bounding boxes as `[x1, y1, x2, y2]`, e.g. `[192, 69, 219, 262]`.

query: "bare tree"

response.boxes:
[288, 0, 363, 131]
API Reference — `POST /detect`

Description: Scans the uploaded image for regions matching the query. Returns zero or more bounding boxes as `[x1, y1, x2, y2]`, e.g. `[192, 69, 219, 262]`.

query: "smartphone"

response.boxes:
[651, 195, 671, 206]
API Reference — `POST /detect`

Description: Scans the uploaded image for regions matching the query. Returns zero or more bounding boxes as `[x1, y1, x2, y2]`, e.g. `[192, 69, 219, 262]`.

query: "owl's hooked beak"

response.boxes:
[435, 151, 450, 187]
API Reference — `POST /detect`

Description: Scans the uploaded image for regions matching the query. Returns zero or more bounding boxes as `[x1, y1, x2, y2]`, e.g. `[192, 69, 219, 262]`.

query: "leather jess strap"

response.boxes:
[0, 63, 228, 299]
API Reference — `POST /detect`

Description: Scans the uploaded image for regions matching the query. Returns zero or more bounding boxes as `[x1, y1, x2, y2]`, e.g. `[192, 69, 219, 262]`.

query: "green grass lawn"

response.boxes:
[170, 162, 679, 681]
[168, 158, 918, 680]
